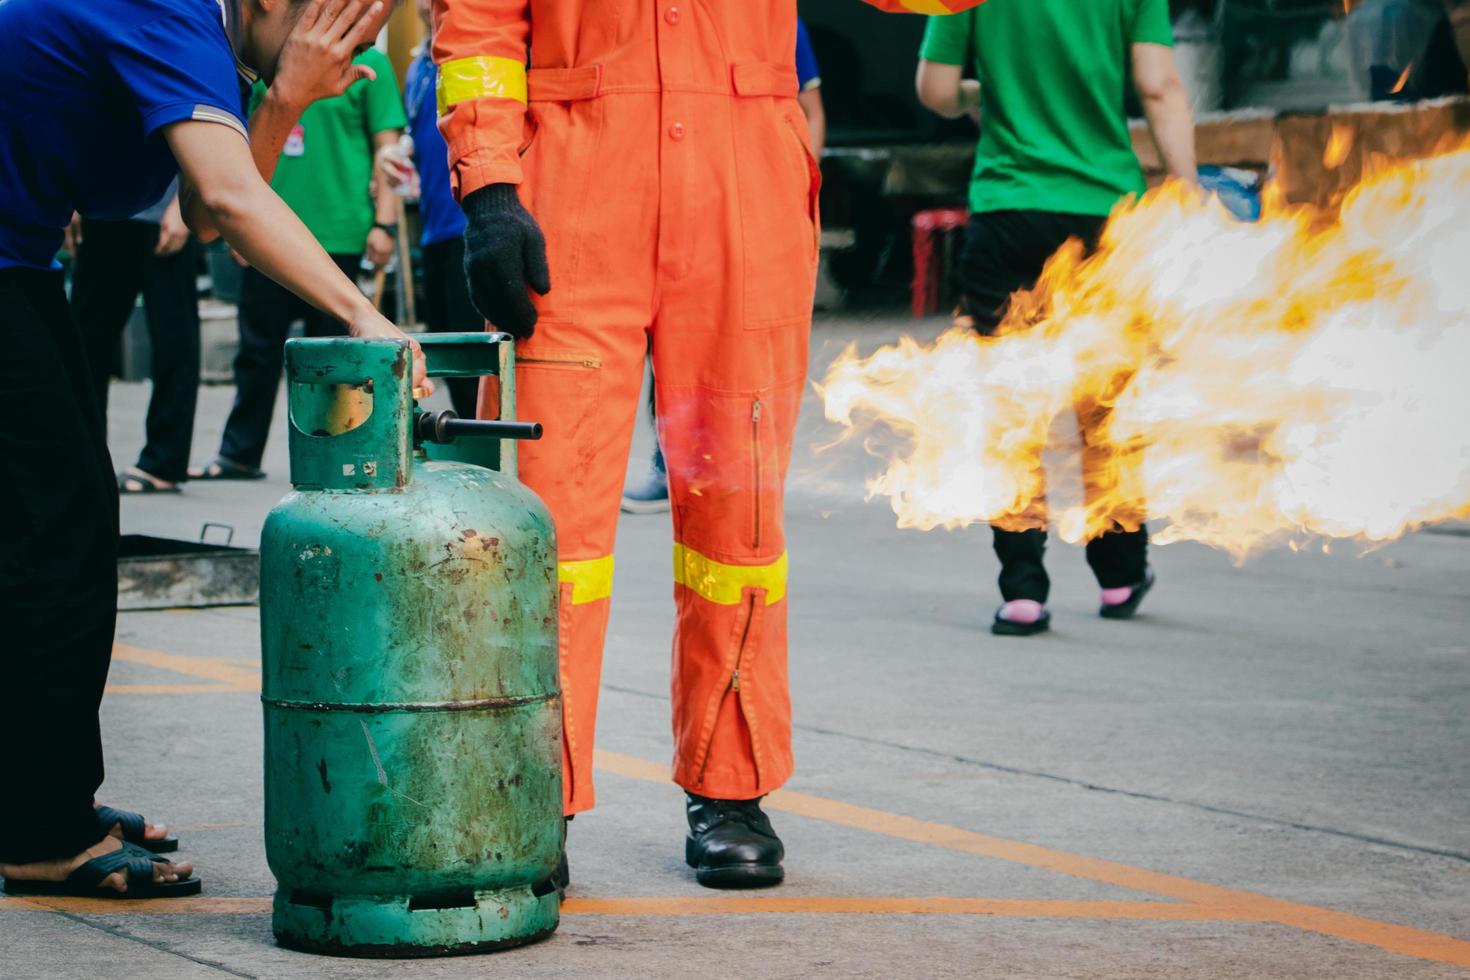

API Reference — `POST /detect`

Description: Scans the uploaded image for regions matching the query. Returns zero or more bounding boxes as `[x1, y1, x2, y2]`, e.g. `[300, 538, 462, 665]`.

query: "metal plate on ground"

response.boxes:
[118, 532, 259, 610]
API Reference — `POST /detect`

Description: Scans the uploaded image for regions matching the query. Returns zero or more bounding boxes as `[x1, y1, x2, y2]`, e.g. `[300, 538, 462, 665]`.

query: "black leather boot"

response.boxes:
[685, 793, 785, 888]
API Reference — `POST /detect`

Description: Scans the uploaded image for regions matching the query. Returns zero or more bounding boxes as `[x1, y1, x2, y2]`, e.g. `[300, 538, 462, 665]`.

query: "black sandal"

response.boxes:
[96, 805, 178, 853]
[117, 468, 181, 494]
[991, 608, 1052, 636]
[1099, 567, 1156, 620]
[187, 458, 265, 481]
[3, 842, 200, 899]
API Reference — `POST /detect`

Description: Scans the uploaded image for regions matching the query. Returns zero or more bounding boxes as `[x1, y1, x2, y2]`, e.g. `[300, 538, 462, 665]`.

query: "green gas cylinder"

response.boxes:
[259, 333, 561, 956]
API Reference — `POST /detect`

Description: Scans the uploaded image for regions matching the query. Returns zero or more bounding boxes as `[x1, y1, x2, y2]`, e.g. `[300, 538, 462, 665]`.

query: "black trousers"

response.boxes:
[217, 254, 360, 470]
[0, 269, 117, 864]
[72, 219, 201, 483]
[420, 236, 480, 420]
[958, 210, 1147, 603]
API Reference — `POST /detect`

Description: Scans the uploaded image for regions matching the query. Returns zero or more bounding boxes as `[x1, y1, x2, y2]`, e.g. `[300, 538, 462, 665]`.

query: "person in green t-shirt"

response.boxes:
[915, 1, 1197, 637]
[194, 46, 407, 481]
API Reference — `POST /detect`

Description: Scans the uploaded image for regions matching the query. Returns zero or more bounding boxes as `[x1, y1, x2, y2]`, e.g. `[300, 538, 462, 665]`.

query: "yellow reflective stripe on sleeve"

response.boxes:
[559, 556, 614, 605]
[437, 55, 529, 114]
[899, 0, 955, 12]
[673, 545, 788, 606]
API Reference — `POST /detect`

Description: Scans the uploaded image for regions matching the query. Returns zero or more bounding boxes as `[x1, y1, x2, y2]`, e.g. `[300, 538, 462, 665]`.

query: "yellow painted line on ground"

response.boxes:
[562, 897, 1241, 920]
[0, 896, 271, 914]
[107, 644, 258, 694]
[595, 750, 1470, 969]
[0, 895, 1235, 920]
[105, 684, 240, 696]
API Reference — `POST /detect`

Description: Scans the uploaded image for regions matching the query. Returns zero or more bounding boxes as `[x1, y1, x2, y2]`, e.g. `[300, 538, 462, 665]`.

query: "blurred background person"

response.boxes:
[916, 0, 1196, 636]
[192, 45, 406, 482]
[621, 16, 828, 515]
[69, 181, 200, 494]
[375, 0, 478, 418]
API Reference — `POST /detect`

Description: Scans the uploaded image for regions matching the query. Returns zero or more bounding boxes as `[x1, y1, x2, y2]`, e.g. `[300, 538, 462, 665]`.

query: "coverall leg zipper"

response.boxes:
[692, 591, 761, 791]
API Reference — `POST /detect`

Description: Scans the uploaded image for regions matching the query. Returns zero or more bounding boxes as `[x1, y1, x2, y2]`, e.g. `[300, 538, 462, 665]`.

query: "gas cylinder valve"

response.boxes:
[415, 409, 543, 445]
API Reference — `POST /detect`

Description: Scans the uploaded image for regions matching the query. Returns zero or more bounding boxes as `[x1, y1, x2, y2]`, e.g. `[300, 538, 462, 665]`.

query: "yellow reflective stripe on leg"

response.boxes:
[560, 556, 614, 605]
[899, 0, 956, 13]
[437, 56, 529, 114]
[673, 546, 788, 606]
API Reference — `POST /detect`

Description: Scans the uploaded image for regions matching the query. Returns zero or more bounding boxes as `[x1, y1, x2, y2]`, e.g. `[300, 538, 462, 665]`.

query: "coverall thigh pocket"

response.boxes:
[515, 346, 603, 449]
[736, 104, 820, 329]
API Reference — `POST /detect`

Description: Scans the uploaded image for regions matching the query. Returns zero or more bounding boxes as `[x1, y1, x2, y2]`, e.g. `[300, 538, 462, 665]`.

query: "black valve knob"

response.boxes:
[415, 410, 543, 445]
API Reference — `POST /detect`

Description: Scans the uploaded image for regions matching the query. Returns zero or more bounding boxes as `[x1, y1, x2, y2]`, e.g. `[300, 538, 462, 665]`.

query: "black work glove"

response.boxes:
[461, 183, 551, 340]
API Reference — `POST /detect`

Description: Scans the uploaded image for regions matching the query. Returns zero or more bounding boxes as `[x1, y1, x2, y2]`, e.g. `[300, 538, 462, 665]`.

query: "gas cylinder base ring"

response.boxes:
[273, 925, 558, 959]
[271, 886, 559, 958]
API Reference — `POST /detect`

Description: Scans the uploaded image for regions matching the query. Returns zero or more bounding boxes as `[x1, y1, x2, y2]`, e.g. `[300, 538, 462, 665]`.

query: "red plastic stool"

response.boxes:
[911, 206, 968, 318]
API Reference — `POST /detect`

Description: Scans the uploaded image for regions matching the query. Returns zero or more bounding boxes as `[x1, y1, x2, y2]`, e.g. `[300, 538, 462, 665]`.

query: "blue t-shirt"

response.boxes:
[796, 19, 821, 91]
[0, 0, 250, 270]
[406, 51, 467, 249]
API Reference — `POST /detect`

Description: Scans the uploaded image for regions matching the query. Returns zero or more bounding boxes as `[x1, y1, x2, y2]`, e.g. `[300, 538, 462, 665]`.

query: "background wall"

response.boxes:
[799, 1, 956, 145]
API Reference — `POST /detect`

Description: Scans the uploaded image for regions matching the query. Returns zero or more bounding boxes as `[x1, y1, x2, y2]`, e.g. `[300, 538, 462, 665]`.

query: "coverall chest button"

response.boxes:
[664, 6, 681, 25]
[669, 122, 686, 141]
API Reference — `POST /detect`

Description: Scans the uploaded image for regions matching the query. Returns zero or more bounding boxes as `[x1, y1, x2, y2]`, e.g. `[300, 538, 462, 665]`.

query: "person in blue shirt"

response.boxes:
[620, 17, 827, 514]
[376, 0, 479, 419]
[0, 0, 426, 901]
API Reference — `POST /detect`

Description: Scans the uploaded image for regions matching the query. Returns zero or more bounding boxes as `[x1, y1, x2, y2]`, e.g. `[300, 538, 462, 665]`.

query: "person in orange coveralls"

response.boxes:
[432, 0, 983, 889]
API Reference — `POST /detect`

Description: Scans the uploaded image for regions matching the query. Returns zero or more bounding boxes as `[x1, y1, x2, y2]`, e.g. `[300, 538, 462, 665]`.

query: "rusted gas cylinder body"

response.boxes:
[259, 335, 561, 956]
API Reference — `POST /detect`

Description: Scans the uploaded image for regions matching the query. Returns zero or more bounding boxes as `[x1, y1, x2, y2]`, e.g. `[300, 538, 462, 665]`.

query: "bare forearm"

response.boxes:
[374, 182, 398, 224]
[916, 62, 979, 121]
[220, 185, 373, 323]
[179, 184, 219, 243]
[922, 87, 968, 119]
[249, 90, 309, 186]
[183, 92, 306, 241]
[193, 177, 424, 381]
[180, 169, 373, 321]
[1142, 85, 1197, 181]
[799, 91, 826, 160]
[174, 128, 369, 324]
[373, 132, 402, 224]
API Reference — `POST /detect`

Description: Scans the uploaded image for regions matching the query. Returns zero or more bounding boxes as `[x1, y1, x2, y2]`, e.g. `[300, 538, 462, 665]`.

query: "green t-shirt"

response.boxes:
[250, 48, 406, 253]
[920, 0, 1174, 217]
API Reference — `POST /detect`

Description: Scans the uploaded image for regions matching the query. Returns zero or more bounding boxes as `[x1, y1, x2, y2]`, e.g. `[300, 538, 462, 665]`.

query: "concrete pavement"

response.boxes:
[4, 312, 1468, 978]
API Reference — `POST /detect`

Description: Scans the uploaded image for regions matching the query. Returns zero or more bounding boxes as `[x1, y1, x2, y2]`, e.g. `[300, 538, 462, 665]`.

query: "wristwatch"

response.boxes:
[371, 222, 398, 237]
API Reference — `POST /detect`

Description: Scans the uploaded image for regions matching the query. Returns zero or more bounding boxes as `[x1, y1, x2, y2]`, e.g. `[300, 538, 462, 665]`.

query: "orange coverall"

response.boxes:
[434, 0, 983, 814]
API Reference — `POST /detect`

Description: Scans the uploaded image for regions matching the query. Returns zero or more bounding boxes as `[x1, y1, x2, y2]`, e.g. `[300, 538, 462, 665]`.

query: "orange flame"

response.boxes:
[821, 147, 1470, 559]
[1390, 63, 1413, 95]
[1323, 123, 1355, 170]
